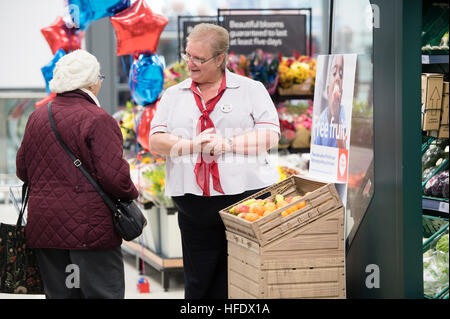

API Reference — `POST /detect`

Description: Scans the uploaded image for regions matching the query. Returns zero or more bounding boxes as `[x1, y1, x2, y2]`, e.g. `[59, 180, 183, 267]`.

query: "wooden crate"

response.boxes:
[227, 207, 345, 299]
[219, 175, 343, 247]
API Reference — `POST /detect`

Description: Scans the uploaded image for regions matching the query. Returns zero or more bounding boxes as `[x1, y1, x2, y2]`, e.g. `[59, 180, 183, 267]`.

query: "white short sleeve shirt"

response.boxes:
[150, 69, 281, 196]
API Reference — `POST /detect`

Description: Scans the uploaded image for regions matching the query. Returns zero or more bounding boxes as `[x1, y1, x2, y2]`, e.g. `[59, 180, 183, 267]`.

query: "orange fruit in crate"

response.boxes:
[276, 200, 288, 209]
[249, 203, 265, 216]
[295, 201, 306, 210]
[263, 203, 277, 217]
[245, 213, 260, 222]
[264, 202, 276, 211]
[237, 213, 247, 219]
[281, 210, 290, 217]
[235, 204, 250, 214]
[281, 206, 296, 218]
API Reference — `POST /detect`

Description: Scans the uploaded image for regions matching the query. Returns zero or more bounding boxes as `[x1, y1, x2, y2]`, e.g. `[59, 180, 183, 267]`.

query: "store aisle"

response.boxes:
[0, 204, 184, 299]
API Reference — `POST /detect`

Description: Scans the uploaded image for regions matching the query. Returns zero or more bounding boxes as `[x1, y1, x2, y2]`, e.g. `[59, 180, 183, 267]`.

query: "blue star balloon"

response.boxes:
[129, 54, 164, 106]
[68, 0, 130, 30]
[41, 49, 66, 94]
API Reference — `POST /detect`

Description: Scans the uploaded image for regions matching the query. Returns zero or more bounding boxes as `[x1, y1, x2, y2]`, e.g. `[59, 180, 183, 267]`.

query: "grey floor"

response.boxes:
[0, 203, 184, 299]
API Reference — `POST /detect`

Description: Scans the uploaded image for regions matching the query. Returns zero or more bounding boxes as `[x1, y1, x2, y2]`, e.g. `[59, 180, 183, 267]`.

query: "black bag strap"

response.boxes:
[16, 183, 29, 227]
[47, 103, 118, 214]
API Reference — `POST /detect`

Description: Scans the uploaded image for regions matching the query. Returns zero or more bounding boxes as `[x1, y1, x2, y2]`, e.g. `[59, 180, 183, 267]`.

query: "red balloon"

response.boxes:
[110, 0, 168, 56]
[41, 16, 84, 54]
[137, 100, 159, 151]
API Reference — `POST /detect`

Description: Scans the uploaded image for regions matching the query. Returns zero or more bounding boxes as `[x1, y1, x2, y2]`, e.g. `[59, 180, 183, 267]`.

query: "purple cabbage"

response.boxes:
[425, 170, 449, 198]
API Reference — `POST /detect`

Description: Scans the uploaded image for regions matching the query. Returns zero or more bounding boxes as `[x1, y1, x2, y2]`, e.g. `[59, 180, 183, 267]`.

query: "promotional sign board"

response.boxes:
[178, 16, 217, 57]
[220, 14, 307, 56]
[309, 54, 357, 183]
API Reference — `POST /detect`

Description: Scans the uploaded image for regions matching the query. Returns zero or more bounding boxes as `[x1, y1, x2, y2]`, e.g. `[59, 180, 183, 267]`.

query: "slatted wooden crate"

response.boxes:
[226, 207, 345, 299]
[219, 175, 346, 299]
[219, 175, 343, 247]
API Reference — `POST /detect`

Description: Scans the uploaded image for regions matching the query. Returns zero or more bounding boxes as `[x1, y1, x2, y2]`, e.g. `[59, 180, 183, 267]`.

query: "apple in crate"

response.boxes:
[229, 199, 256, 215]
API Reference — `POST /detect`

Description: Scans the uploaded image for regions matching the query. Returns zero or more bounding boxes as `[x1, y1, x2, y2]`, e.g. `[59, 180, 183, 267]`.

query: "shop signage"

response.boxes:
[178, 16, 217, 56]
[309, 54, 358, 183]
[220, 14, 307, 56]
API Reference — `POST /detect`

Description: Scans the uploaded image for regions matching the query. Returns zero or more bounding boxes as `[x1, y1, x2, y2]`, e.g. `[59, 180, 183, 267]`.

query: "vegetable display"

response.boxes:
[422, 138, 449, 198]
[424, 230, 449, 298]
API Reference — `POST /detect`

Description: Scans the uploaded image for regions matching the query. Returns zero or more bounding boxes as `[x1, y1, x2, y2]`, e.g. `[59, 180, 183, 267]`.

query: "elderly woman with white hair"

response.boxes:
[149, 24, 280, 299]
[16, 49, 138, 299]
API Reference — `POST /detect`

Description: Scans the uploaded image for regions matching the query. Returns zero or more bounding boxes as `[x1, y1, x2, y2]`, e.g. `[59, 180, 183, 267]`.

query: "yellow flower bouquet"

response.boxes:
[278, 56, 316, 96]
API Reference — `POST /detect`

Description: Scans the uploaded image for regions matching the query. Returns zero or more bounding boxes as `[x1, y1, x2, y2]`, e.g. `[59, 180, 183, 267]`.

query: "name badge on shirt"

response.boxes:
[221, 104, 232, 113]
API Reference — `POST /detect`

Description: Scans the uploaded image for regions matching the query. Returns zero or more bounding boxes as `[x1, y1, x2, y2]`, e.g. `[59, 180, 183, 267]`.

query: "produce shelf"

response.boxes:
[421, 158, 448, 188]
[423, 225, 449, 299]
[421, 136, 435, 154]
[423, 214, 449, 239]
[422, 54, 449, 64]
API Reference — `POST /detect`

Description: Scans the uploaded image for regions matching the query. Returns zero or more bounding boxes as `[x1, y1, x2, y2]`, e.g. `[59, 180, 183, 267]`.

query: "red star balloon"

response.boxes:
[41, 16, 84, 54]
[110, 0, 168, 56]
[137, 100, 159, 151]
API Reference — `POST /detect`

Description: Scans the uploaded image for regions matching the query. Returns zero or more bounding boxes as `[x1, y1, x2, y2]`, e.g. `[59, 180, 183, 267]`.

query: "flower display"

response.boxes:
[163, 60, 189, 89]
[278, 55, 316, 89]
[141, 159, 174, 208]
[227, 49, 280, 95]
[277, 165, 300, 181]
[276, 102, 314, 148]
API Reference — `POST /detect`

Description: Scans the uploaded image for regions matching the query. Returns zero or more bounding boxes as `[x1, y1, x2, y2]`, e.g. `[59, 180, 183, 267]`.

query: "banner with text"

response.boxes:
[220, 14, 307, 56]
[181, 18, 218, 54]
[309, 54, 357, 183]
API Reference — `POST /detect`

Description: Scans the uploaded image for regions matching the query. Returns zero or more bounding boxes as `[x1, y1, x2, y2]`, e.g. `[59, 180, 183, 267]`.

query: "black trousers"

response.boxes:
[35, 246, 125, 299]
[172, 188, 263, 299]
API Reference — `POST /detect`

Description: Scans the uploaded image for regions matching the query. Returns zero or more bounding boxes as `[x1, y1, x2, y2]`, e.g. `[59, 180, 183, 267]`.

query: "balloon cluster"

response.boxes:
[37, 0, 168, 152]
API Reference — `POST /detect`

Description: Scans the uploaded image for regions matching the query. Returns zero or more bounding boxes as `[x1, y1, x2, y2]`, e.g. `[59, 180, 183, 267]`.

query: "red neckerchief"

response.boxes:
[190, 74, 227, 196]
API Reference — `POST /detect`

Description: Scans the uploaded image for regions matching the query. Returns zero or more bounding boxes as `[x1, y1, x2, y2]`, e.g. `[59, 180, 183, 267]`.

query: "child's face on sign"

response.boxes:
[326, 55, 344, 116]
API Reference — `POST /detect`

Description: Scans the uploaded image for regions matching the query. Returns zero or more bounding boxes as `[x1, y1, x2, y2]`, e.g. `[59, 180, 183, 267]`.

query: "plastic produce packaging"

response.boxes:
[423, 231, 449, 298]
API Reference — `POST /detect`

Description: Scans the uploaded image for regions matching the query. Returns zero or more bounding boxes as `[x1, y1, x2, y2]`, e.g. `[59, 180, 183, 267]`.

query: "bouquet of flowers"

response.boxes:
[227, 52, 249, 77]
[278, 119, 296, 148]
[278, 55, 316, 92]
[277, 102, 314, 149]
[278, 102, 313, 131]
[163, 60, 190, 89]
[113, 101, 144, 154]
[277, 165, 300, 181]
[228, 49, 280, 95]
[142, 159, 174, 208]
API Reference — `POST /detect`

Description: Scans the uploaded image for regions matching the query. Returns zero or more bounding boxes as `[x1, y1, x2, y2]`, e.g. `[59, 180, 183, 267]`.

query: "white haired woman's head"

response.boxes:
[49, 49, 101, 93]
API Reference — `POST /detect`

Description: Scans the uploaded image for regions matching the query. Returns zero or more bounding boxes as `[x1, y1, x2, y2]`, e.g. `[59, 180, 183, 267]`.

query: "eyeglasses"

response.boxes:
[99, 74, 105, 81]
[181, 53, 219, 66]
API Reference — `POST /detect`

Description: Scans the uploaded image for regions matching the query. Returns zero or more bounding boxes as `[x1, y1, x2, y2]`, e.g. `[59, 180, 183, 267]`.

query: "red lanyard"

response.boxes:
[190, 74, 227, 196]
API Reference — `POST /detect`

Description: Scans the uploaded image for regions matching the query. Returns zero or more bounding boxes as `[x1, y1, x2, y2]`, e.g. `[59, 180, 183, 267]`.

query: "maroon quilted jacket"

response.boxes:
[16, 89, 139, 250]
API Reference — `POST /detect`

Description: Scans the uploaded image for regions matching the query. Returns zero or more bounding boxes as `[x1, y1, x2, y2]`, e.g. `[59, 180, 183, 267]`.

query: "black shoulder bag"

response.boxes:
[47, 103, 146, 241]
[0, 184, 44, 294]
